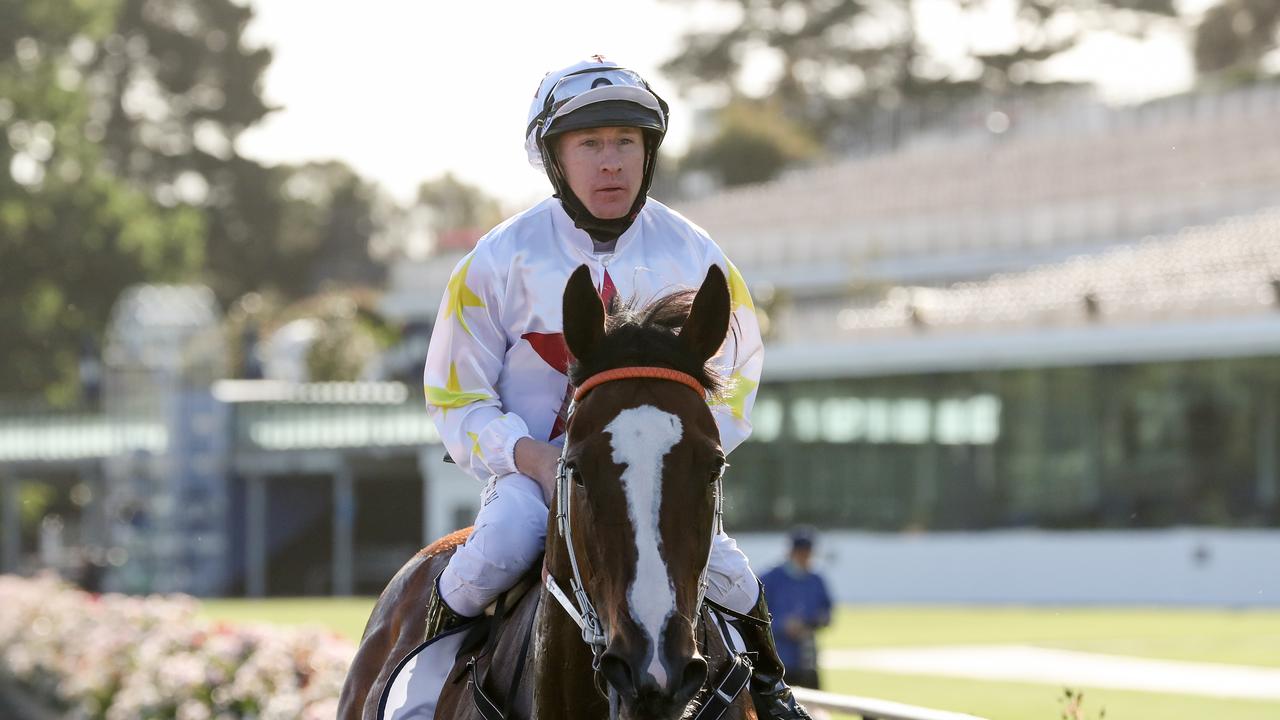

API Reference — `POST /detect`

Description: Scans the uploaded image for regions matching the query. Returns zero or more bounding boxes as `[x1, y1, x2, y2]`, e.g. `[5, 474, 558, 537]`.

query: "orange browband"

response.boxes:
[573, 366, 706, 402]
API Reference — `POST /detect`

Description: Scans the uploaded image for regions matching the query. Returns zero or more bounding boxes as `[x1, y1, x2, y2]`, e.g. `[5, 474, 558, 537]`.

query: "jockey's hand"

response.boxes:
[514, 436, 561, 504]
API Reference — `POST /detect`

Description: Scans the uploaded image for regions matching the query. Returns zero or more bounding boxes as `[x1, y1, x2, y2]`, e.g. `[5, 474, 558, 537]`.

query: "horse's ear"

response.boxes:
[563, 264, 605, 362]
[682, 265, 731, 364]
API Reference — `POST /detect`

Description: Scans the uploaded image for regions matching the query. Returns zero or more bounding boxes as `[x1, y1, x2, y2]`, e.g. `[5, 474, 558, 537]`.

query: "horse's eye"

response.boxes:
[709, 459, 728, 484]
[566, 463, 585, 488]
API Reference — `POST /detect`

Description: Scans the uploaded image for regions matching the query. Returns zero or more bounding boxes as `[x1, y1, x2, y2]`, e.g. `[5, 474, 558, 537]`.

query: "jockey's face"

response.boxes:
[555, 126, 645, 219]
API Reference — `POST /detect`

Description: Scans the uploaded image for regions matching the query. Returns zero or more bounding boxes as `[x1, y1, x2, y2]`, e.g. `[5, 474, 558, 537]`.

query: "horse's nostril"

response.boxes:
[599, 652, 636, 699]
[678, 656, 709, 701]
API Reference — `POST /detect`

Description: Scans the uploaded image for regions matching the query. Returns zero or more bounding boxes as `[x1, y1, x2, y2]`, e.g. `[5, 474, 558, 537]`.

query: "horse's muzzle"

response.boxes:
[600, 644, 708, 717]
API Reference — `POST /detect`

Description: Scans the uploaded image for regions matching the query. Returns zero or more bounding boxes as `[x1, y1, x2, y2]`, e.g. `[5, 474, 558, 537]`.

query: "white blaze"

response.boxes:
[606, 405, 683, 687]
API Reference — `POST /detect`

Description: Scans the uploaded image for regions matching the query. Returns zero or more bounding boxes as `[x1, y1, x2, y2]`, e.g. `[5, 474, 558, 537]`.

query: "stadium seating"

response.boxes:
[782, 206, 1280, 342]
[675, 83, 1280, 285]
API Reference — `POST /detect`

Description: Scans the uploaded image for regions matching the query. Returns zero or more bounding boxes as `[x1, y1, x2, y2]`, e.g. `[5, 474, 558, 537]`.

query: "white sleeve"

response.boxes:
[422, 248, 530, 481]
[706, 253, 764, 455]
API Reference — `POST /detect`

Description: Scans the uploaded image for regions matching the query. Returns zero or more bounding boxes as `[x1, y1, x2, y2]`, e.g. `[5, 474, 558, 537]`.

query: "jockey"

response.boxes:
[422, 56, 811, 719]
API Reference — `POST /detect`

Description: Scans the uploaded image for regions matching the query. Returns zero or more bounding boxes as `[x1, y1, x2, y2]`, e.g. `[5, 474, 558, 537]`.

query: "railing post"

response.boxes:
[1, 467, 19, 574]
[417, 447, 435, 549]
[245, 473, 267, 598]
[332, 460, 355, 597]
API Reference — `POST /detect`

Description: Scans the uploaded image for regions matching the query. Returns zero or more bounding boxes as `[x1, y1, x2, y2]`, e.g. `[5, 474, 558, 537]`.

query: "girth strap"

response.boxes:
[690, 652, 753, 720]
[466, 590, 540, 720]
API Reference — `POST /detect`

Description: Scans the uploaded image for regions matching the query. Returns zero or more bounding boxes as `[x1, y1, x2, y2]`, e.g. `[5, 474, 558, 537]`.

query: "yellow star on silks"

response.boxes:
[466, 431, 482, 458]
[715, 371, 758, 420]
[443, 254, 485, 337]
[425, 363, 492, 416]
[726, 261, 755, 313]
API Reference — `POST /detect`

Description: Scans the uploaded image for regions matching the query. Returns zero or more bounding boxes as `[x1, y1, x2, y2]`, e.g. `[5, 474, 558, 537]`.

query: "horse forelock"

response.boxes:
[566, 289, 731, 397]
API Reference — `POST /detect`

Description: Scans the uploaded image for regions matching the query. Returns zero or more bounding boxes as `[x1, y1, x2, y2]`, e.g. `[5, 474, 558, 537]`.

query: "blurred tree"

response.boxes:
[660, 0, 1178, 184]
[680, 98, 821, 188]
[265, 289, 396, 382]
[86, 0, 289, 303]
[1193, 0, 1280, 81]
[277, 160, 388, 295]
[415, 172, 504, 238]
[1, 0, 204, 401]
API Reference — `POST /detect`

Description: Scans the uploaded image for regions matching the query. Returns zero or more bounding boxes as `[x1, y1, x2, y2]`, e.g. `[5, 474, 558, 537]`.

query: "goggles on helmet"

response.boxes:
[525, 63, 668, 169]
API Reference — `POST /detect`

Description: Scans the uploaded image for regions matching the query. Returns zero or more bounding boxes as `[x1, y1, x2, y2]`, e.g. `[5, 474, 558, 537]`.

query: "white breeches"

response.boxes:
[438, 472, 761, 617]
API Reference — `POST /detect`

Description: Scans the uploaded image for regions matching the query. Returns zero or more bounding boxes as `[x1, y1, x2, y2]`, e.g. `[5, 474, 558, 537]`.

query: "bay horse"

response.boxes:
[339, 264, 755, 720]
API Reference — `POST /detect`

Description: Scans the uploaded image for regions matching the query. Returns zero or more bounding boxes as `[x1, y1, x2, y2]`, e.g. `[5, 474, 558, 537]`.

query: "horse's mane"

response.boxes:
[567, 289, 732, 398]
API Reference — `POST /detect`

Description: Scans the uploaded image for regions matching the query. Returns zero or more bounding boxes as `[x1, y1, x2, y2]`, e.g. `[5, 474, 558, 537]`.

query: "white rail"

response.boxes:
[792, 687, 989, 720]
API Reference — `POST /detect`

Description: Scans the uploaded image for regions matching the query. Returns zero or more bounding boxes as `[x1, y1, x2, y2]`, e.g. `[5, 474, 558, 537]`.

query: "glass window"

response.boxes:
[751, 396, 783, 443]
[892, 399, 931, 444]
[820, 397, 864, 442]
[935, 399, 968, 445]
[865, 398, 891, 443]
[970, 395, 1002, 444]
[791, 397, 820, 442]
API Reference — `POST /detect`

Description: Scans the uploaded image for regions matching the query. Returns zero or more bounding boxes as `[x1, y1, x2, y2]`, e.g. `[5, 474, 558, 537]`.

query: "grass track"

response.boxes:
[823, 669, 1280, 720]
[820, 606, 1280, 667]
[200, 600, 1280, 719]
[201, 596, 377, 643]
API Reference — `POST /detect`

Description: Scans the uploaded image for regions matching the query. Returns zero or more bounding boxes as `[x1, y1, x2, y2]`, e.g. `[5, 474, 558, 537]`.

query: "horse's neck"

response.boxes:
[533, 539, 609, 718]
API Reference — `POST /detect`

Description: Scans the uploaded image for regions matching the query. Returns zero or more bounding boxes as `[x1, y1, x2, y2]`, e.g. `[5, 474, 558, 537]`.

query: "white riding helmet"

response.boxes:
[524, 57, 669, 170]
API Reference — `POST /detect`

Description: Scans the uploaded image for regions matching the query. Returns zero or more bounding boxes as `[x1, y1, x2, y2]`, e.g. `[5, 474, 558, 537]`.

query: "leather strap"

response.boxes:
[574, 366, 706, 402]
[690, 651, 753, 720]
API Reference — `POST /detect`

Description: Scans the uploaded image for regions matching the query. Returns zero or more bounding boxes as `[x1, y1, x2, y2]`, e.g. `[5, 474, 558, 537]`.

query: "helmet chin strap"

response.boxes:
[543, 133, 660, 245]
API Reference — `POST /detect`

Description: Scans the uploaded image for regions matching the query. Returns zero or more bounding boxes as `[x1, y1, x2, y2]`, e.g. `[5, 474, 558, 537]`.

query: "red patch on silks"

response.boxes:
[524, 277, 614, 441]
[549, 400, 570, 440]
[523, 332, 572, 375]
[523, 331, 573, 441]
[600, 269, 617, 307]
[420, 527, 474, 558]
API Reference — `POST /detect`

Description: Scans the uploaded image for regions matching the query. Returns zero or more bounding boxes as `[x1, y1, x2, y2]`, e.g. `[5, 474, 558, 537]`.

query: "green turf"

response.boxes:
[199, 600, 1280, 719]
[200, 596, 377, 643]
[822, 669, 1280, 720]
[820, 606, 1280, 667]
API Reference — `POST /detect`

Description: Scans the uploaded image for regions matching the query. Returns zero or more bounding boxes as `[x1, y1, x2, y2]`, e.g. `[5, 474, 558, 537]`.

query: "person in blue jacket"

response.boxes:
[760, 527, 834, 690]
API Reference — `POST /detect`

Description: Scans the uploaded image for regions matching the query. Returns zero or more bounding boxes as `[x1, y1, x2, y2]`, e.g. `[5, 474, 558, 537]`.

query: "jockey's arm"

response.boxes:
[707, 256, 765, 455]
[514, 436, 560, 504]
[424, 248, 530, 482]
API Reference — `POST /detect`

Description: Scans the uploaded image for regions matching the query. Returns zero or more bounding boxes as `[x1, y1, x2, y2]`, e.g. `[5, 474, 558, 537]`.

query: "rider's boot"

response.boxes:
[735, 582, 813, 720]
[424, 573, 478, 640]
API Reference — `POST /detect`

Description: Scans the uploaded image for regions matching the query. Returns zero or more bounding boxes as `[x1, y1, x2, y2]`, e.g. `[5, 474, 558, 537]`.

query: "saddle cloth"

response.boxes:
[379, 621, 475, 720]
[379, 570, 538, 720]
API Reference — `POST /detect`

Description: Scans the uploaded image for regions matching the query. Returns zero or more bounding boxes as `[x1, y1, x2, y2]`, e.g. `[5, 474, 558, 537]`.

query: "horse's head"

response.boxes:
[557, 263, 732, 718]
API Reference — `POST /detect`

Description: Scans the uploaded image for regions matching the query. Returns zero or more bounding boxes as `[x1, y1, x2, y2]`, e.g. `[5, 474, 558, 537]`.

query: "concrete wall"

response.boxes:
[734, 528, 1280, 607]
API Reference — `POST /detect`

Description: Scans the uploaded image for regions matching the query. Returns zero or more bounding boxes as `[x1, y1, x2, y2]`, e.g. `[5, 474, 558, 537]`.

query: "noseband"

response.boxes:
[545, 366, 726, 675]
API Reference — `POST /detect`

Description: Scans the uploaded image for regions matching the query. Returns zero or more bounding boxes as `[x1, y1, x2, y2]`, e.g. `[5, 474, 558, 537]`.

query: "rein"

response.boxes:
[544, 365, 726, 702]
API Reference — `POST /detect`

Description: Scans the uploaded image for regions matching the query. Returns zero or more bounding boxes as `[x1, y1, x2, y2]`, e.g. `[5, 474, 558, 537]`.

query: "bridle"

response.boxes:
[543, 366, 727, 680]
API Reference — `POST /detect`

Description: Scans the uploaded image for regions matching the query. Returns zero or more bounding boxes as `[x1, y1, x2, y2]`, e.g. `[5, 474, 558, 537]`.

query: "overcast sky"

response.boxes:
[237, 0, 1208, 210]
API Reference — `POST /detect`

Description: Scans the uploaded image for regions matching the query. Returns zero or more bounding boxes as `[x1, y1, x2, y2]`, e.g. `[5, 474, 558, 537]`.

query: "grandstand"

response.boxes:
[663, 84, 1280, 543]
[676, 82, 1280, 290]
[667, 84, 1280, 605]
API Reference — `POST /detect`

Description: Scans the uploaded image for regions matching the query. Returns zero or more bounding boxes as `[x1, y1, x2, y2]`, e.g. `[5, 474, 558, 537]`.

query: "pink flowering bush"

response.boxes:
[0, 574, 354, 719]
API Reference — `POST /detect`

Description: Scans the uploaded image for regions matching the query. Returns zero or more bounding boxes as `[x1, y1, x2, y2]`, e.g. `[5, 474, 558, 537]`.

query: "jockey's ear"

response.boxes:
[563, 264, 605, 362]
[682, 265, 730, 364]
